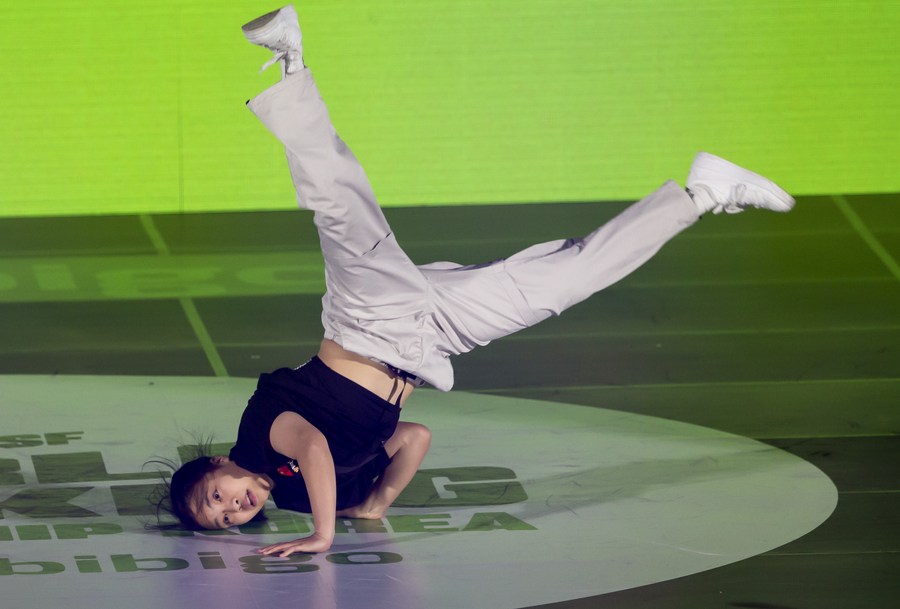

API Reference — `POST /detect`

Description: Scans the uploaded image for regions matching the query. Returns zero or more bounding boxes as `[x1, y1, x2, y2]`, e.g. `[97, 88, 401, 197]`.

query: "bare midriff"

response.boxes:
[316, 339, 415, 407]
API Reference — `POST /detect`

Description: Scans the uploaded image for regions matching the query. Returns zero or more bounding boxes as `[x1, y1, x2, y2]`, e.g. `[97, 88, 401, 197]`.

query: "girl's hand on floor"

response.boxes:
[255, 532, 334, 556]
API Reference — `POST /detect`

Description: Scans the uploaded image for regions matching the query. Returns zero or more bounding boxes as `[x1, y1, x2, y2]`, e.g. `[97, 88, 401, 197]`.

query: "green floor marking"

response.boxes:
[480, 376, 900, 393]
[138, 215, 171, 256]
[179, 297, 229, 378]
[139, 215, 229, 377]
[832, 195, 900, 283]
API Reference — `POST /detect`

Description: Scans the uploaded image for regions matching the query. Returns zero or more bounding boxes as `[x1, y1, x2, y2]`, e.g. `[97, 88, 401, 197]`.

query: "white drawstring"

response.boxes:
[260, 50, 287, 73]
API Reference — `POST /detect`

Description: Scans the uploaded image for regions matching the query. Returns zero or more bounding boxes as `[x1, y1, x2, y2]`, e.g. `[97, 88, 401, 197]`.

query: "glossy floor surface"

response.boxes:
[1, 193, 898, 607]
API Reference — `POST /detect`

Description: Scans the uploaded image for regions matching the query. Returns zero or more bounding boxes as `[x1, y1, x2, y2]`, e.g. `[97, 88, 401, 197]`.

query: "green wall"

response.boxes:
[1, 0, 898, 216]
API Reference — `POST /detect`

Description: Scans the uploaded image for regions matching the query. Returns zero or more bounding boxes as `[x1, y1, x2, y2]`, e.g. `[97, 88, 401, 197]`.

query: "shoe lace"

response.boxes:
[260, 51, 288, 73]
[728, 183, 747, 207]
[712, 183, 749, 213]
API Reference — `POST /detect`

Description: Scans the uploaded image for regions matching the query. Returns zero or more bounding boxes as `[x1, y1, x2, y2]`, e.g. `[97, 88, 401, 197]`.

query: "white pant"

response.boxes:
[247, 70, 700, 391]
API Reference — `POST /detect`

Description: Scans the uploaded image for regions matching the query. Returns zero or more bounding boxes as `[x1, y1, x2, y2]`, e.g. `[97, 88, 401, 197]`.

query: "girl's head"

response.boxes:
[181, 456, 273, 529]
[150, 451, 272, 530]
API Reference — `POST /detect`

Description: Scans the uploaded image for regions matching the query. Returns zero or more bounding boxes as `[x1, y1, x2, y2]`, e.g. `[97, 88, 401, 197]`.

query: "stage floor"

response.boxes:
[1, 194, 898, 608]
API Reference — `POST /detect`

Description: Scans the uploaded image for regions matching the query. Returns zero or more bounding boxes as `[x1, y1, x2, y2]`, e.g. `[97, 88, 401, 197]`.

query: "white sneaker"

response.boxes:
[242, 5, 304, 76]
[687, 152, 795, 214]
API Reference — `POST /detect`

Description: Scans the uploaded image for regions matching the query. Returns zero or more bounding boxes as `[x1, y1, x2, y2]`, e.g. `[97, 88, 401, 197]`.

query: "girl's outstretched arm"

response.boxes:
[260, 411, 337, 556]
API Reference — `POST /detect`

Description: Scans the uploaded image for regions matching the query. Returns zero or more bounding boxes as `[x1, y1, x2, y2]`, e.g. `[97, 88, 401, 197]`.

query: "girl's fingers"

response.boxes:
[256, 535, 333, 556]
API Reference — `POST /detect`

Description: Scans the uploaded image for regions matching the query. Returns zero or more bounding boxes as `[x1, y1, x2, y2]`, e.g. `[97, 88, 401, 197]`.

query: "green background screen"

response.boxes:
[1, 0, 897, 216]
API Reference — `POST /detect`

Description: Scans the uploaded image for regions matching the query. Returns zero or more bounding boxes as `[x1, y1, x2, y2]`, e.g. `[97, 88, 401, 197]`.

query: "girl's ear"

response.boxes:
[210, 455, 229, 465]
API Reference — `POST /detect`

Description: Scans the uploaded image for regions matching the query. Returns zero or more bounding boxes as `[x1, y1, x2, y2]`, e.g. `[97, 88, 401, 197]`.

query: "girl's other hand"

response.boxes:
[255, 532, 334, 556]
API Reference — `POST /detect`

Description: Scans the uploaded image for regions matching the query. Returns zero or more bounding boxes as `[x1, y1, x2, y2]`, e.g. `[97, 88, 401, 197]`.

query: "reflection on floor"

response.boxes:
[1, 193, 898, 608]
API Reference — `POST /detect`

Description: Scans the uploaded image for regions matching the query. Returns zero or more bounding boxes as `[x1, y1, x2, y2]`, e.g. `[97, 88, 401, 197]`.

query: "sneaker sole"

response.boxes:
[242, 5, 297, 39]
[690, 152, 795, 212]
[242, 8, 282, 33]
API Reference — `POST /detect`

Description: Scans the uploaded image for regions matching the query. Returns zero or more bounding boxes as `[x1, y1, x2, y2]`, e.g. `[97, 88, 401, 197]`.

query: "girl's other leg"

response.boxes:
[503, 180, 699, 322]
[247, 71, 396, 262]
[244, 9, 429, 324]
[423, 153, 793, 355]
[422, 180, 699, 354]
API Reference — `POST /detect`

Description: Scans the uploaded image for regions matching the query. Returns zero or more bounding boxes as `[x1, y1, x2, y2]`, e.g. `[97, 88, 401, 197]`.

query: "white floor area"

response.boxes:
[0, 375, 837, 609]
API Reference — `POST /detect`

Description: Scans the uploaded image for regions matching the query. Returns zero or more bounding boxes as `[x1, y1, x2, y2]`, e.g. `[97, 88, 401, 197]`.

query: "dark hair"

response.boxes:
[170, 456, 220, 530]
[145, 438, 218, 530]
[145, 440, 267, 531]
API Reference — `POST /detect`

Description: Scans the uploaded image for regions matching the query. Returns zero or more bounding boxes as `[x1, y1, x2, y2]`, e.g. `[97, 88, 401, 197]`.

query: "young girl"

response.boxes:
[162, 4, 795, 557]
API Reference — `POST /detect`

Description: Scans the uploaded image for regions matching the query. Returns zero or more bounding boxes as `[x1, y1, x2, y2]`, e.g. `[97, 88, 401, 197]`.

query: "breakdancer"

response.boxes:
[160, 4, 795, 557]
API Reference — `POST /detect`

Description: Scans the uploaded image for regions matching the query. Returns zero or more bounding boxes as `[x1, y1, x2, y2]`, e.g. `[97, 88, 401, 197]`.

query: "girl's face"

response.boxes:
[191, 457, 272, 529]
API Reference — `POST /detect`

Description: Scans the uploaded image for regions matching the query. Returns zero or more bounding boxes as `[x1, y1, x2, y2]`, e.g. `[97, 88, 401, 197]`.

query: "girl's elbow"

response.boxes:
[410, 422, 431, 448]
